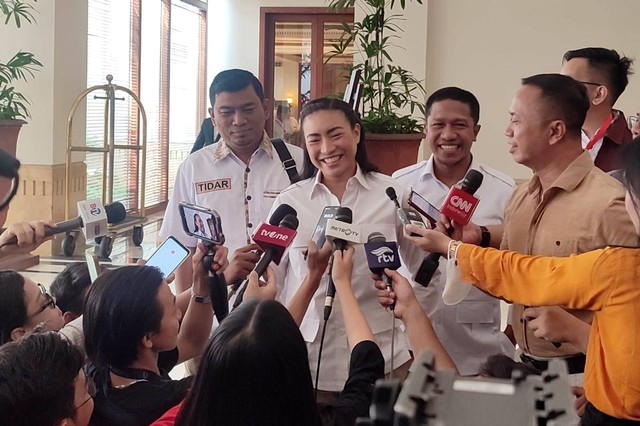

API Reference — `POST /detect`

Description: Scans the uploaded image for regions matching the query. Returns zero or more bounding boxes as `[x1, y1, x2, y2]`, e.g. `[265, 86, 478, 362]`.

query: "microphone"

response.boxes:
[417, 170, 484, 287]
[365, 232, 401, 308]
[324, 206, 352, 320]
[439, 169, 483, 226]
[386, 187, 426, 236]
[3, 200, 126, 246]
[232, 204, 299, 308]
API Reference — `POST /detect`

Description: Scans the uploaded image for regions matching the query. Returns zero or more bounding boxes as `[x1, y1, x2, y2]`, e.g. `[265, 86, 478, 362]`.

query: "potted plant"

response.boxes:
[327, 0, 426, 174]
[0, 0, 42, 225]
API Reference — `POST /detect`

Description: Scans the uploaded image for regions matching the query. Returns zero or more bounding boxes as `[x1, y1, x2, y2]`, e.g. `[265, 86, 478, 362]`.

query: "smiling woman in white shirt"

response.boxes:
[191, 213, 209, 239]
[270, 98, 424, 395]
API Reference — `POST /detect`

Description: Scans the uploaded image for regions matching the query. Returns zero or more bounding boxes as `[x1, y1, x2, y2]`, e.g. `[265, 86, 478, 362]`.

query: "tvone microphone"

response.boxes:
[365, 232, 401, 297]
[324, 206, 352, 320]
[233, 204, 299, 308]
[418, 170, 484, 287]
[3, 200, 126, 246]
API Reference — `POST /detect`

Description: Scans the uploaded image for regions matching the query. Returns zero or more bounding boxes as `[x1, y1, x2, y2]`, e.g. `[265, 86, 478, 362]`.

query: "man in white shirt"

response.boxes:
[393, 87, 515, 375]
[160, 69, 304, 292]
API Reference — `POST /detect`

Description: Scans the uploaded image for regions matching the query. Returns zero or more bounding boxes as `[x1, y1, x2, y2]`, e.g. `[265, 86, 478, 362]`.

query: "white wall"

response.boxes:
[426, 0, 640, 179]
[0, 0, 87, 165]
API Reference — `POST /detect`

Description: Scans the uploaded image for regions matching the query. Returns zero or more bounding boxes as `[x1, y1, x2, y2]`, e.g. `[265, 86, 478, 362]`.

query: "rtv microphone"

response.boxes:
[324, 206, 352, 320]
[385, 187, 426, 236]
[418, 169, 484, 287]
[439, 169, 483, 226]
[365, 232, 401, 306]
[233, 204, 299, 308]
[3, 200, 126, 246]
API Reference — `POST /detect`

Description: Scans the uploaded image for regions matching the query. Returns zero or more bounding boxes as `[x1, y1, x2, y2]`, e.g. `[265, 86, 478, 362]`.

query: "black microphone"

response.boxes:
[233, 204, 299, 308]
[3, 201, 127, 246]
[324, 206, 352, 320]
[418, 170, 484, 286]
[365, 232, 401, 309]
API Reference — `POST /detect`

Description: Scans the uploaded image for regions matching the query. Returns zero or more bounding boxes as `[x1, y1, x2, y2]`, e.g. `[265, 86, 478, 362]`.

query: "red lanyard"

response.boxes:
[585, 113, 614, 150]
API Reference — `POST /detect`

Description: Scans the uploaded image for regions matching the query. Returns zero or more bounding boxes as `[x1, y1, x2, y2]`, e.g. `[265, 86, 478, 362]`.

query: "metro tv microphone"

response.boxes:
[416, 170, 484, 287]
[323, 206, 355, 320]
[365, 232, 401, 308]
[233, 204, 299, 308]
[3, 200, 127, 246]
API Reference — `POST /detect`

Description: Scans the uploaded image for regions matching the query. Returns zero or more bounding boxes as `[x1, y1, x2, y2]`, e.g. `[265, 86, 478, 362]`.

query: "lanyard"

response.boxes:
[585, 113, 614, 150]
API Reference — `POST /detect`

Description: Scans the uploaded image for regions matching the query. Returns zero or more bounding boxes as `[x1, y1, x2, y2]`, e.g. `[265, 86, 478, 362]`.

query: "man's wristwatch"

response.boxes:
[479, 225, 491, 248]
[191, 288, 211, 304]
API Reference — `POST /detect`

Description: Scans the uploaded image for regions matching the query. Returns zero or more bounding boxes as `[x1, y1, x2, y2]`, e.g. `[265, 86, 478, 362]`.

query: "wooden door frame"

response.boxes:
[259, 7, 352, 135]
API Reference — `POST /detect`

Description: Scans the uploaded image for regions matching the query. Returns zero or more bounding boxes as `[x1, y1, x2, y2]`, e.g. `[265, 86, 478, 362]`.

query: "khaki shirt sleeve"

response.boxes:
[597, 196, 640, 247]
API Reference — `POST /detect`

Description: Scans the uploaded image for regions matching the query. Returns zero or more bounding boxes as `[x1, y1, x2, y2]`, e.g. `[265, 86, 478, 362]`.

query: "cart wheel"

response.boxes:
[61, 234, 76, 257]
[94, 236, 103, 244]
[132, 225, 144, 246]
[99, 236, 113, 259]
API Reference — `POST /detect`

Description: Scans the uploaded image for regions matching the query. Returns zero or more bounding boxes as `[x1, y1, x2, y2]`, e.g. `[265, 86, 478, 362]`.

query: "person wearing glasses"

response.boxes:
[0, 270, 64, 346]
[0, 331, 95, 426]
[560, 47, 634, 173]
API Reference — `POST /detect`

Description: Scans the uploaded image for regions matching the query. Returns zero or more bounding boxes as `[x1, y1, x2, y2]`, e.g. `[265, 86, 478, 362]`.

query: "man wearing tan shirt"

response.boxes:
[501, 74, 638, 375]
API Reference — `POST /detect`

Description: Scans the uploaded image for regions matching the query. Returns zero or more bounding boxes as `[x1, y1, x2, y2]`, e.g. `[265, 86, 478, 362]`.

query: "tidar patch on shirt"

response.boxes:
[195, 178, 231, 194]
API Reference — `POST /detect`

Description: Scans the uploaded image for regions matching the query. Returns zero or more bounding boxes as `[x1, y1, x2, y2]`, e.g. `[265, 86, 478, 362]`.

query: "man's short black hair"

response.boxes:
[425, 87, 480, 124]
[521, 73, 589, 137]
[50, 263, 91, 316]
[209, 69, 265, 107]
[563, 47, 634, 103]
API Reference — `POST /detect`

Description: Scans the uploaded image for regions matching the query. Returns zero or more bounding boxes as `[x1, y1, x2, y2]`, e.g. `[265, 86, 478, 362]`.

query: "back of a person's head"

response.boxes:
[0, 270, 26, 345]
[83, 265, 164, 369]
[521, 73, 589, 138]
[0, 331, 85, 426]
[176, 298, 319, 426]
[479, 354, 541, 379]
[563, 47, 634, 103]
[426, 86, 480, 124]
[209, 69, 264, 107]
[50, 263, 91, 317]
[622, 136, 640, 206]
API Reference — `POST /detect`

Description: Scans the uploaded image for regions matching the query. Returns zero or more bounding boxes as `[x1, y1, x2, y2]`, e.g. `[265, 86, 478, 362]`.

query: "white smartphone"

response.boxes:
[85, 251, 100, 283]
[146, 236, 190, 277]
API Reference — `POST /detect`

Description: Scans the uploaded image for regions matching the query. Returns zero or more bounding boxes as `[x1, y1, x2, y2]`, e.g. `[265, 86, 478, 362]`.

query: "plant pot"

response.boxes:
[364, 132, 425, 176]
[0, 119, 25, 228]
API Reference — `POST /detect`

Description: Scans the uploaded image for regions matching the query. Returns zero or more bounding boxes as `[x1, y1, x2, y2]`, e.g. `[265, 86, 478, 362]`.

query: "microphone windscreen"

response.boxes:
[105, 202, 127, 224]
[280, 213, 299, 230]
[269, 203, 297, 225]
[385, 187, 397, 201]
[335, 206, 352, 224]
[0, 148, 20, 178]
[461, 170, 484, 195]
[367, 232, 386, 243]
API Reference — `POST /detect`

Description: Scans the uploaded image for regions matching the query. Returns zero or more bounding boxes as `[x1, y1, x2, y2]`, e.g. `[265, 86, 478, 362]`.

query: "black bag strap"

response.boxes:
[271, 138, 299, 184]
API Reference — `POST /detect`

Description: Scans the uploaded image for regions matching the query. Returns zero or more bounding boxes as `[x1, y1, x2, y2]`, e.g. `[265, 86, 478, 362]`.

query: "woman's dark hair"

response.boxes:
[622, 136, 640, 208]
[0, 270, 26, 345]
[49, 263, 91, 316]
[175, 299, 320, 426]
[0, 331, 85, 426]
[84, 265, 165, 369]
[193, 213, 202, 232]
[298, 97, 379, 180]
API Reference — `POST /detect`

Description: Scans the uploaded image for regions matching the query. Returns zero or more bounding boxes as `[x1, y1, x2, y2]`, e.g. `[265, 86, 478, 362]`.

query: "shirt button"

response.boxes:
[245, 167, 250, 173]
[247, 223, 253, 228]
[247, 195, 252, 201]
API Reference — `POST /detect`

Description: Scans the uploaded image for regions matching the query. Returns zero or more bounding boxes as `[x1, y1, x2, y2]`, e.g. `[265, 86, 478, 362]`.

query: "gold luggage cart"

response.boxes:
[64, 74, 148, 258]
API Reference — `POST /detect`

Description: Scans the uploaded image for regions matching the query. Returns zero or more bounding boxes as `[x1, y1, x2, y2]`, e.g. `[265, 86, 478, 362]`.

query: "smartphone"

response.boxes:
[312, 206, 340, 247]
[407, 190, 440, 227]
[85, 251, 100, 283]
[178, 202, 225, 245]
[146, 236, 190, 277]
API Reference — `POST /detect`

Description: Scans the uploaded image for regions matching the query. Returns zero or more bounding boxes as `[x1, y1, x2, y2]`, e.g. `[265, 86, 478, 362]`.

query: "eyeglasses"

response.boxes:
[576, 80, 603, 87]
[26, 283, 57, 320]
[75, 375, 97, 409]
[628, 114, 640, 128]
